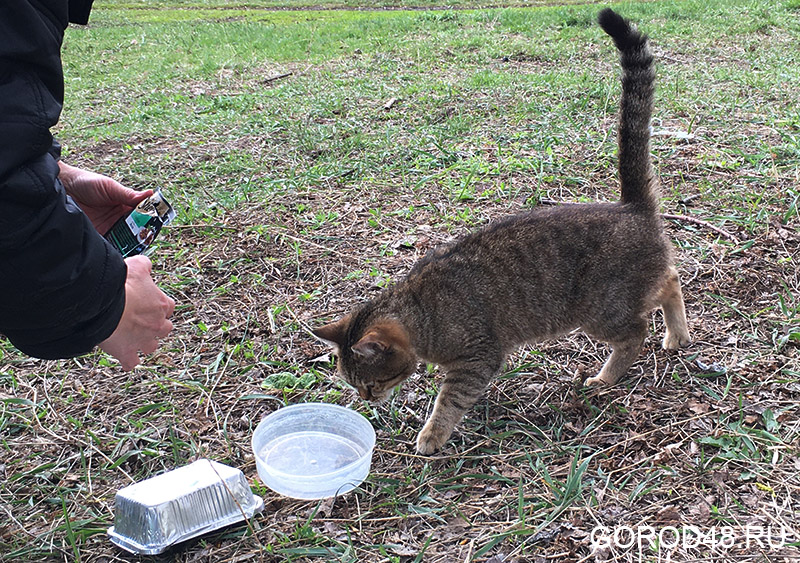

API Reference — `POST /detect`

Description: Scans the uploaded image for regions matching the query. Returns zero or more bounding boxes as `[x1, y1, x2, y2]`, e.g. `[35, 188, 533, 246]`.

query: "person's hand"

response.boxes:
[58, 161, 152, 234]
[99, 255, 175, 370]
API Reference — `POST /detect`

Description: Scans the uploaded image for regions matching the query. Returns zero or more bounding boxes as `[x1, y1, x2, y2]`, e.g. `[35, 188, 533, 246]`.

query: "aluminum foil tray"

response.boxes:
[108, 459, 264, 555]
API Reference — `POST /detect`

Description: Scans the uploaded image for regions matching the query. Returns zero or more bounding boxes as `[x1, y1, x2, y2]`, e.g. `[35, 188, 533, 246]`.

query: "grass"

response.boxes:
[2, 0, 800, 561]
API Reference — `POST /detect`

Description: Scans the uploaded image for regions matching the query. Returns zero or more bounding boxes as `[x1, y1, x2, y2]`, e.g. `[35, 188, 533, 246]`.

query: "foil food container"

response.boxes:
[108, 459, 264, 555]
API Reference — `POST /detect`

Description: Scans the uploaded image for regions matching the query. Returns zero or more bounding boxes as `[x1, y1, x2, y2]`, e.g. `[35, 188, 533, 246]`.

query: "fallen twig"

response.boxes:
[263, 71, 293, 84]
[537, 199, 741, 244]
[661, 212, 741, 244]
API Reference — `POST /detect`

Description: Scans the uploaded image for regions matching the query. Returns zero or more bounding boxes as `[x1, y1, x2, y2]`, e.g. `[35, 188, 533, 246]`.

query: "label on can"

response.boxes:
[104, 189, 176, 257]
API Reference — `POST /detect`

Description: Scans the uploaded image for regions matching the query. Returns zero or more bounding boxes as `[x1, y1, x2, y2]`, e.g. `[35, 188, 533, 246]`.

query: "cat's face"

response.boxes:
[313, 316, 417, 402]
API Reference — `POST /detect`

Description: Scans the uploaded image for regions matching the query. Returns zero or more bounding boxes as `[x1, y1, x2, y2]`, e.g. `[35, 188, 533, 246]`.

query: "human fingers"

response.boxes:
[103, 255, 175, 370]
[139, 338, 159, 356]
[157, 317, 173, 339]
[126, 188, 154, 206]
[163, 294, 176, 318]
[125, 254, 153, 275]
[116, 348, 140, 372]
[124, 317, 170, 359]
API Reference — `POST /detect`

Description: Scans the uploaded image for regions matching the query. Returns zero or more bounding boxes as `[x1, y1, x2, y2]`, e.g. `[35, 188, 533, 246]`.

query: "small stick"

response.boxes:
[263, 71, 293, 84]
[537, 199, 741, 244]
[661, 212, 740, 244]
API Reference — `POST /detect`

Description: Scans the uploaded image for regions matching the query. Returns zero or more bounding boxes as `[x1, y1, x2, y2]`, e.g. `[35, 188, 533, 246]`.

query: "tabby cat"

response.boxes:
[313, 8, 690, 455]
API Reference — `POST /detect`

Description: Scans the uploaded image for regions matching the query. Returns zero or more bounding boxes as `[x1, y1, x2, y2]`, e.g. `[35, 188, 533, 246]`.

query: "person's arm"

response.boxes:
[69, 0, 95, 25]
[57, 162, 177, 368]
[0, 1, 174, 369]
[0, 157, 130, 359]
[0, 161, 176, 368]
[0, 1, 119, 360]
[59, 162, 178, 369]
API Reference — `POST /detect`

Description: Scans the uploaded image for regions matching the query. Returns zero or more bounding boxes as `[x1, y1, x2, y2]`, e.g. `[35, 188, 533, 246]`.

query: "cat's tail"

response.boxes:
[598, 8, 658, 212]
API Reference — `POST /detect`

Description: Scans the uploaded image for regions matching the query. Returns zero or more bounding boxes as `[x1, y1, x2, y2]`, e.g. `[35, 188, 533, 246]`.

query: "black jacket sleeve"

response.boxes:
[0, 0, 127, 360]
[69, 0, 94, 25]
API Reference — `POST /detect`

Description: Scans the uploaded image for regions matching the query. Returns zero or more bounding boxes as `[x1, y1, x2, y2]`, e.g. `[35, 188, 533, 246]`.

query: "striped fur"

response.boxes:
[313, 9, 690, 455]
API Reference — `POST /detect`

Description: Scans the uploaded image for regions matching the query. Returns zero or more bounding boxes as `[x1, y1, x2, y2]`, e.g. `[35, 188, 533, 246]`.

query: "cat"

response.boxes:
[313, 8, 690, 455]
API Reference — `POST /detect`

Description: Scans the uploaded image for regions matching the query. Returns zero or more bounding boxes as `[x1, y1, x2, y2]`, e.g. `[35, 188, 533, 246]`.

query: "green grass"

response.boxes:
[3, 0, 800, 560]
[61, 0, 800, 234]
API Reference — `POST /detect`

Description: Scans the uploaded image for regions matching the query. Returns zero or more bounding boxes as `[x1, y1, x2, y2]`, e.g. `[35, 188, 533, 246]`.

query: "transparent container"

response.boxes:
[252, 403, 376, 499]
[108, 459, 263, 555]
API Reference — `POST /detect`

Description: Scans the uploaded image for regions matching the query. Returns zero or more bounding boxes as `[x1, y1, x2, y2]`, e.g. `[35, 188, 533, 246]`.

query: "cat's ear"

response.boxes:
[352, 331, 389, 360]
[352, 322, 409, 361]
[312, 315, 351, 354]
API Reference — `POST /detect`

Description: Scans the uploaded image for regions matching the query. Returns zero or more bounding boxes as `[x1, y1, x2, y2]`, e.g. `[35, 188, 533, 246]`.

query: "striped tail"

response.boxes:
[598, 8, 658, 211]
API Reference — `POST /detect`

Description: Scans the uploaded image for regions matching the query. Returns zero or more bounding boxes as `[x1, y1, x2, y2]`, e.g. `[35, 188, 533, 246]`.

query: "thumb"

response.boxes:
[129, 188, 154, 206]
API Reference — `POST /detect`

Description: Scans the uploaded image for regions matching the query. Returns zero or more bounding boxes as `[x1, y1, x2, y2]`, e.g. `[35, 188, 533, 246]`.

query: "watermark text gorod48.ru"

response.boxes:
[591, 524, 797, 561]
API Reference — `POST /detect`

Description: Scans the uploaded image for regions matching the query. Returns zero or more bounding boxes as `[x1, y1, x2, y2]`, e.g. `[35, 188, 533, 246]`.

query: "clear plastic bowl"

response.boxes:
[252, 403, 376, 499]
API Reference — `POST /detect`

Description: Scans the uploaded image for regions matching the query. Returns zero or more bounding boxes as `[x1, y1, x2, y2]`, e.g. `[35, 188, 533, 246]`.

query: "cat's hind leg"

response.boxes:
[660, 267, 690, 350]
[584, 319, 647, 387]
[416, 359, 501, 455]
[584, 334, 645, 387]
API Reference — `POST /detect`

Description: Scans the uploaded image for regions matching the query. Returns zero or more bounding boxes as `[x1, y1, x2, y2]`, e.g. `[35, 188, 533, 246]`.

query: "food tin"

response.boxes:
[108, 459, 263, 555]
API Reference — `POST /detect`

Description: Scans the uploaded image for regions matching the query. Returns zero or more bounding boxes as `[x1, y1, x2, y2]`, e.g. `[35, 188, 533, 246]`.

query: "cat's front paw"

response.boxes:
[416, 424, 450, 455]
[662, 329, 690, 350]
